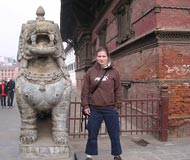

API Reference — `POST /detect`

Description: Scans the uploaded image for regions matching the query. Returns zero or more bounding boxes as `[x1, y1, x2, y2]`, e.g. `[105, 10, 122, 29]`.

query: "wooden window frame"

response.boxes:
[112, 0, 133, 44]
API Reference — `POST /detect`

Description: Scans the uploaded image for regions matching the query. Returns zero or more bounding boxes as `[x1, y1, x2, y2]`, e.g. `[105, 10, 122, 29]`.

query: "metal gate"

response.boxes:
[69, 87, 168, 141]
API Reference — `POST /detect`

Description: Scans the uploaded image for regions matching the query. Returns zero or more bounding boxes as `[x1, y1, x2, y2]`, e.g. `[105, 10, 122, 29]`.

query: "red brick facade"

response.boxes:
[73, 0, 190, 137]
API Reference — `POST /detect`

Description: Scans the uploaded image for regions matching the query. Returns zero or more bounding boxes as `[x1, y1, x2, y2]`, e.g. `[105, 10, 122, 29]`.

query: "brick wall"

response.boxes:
[158, 44, 190, 136]
[75, 0, 190, 137]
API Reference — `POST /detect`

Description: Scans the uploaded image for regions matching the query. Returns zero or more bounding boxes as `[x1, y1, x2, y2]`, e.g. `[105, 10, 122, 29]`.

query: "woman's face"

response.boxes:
[96, 50, 108, 66]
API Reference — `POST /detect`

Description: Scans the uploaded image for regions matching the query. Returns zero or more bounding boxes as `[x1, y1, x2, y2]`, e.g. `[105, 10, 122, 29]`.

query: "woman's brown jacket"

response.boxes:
[81, 62, 123, 110]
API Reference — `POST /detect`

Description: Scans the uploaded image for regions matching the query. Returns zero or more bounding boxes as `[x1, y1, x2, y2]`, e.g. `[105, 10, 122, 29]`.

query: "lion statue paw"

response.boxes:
[53, 132, 69, 144]
[20, 130, 38, 144]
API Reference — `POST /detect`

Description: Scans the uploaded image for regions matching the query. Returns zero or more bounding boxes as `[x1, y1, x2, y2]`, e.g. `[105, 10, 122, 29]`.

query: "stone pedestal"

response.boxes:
[19, 119, 74, 160]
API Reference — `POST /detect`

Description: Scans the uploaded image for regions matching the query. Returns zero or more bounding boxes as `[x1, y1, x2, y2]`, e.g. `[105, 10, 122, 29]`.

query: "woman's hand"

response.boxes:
[84, 107, 91, 116]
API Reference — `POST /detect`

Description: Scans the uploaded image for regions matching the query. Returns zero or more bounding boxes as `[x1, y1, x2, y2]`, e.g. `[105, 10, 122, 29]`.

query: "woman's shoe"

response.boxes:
[114, 156, 122, 160]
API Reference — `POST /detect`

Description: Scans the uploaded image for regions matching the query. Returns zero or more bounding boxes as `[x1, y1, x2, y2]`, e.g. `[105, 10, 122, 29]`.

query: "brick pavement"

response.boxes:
[1, 99, 190, 160]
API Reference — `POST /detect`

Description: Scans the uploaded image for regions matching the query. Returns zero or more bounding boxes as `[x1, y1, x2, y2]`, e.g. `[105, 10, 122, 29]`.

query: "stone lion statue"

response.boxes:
[16, 6, 71, 145]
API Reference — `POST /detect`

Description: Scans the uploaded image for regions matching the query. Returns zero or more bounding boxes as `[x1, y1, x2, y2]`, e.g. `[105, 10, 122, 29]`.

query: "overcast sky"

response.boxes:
[0, 0, 61, 59]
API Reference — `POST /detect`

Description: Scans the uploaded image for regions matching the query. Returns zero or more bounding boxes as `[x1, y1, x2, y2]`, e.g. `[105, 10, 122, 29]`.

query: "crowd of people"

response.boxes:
[0, 78, 15, 108]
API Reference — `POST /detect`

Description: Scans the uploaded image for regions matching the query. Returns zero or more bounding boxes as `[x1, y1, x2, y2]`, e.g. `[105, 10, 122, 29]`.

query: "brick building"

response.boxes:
[60, 0, 190, 137]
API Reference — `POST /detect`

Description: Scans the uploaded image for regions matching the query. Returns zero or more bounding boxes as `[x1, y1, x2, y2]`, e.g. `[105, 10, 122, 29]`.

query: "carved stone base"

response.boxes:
[19, 118, 74, 160]
[19, 144, 72, 159]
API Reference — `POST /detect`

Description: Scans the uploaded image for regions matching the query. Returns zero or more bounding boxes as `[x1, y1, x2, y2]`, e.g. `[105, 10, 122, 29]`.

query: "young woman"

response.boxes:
[81, 47, 123, 160]
[0, 80, 8, 108]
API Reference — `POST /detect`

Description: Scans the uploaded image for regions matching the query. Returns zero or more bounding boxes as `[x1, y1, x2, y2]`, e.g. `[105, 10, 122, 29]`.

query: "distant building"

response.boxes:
[0, 56, 18, 81]
[0, 56, 17, 66]
[0, 65, 18, 81]
[65, 45, 76, 87]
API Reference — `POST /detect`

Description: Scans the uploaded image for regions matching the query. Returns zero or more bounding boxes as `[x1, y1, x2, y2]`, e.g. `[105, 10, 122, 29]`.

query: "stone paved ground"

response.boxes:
[70, 134, 190, 160]
[1, 98, 190, 160]
[0, 103, 20, 160]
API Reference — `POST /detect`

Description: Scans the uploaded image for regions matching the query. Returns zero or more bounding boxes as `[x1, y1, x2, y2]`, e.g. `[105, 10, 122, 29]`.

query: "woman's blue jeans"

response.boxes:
[85, 107, 122, 156]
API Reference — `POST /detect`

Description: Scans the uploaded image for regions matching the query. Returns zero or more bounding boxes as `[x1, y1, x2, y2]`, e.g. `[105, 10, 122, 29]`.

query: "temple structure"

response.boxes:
[60, 0, 190, 137]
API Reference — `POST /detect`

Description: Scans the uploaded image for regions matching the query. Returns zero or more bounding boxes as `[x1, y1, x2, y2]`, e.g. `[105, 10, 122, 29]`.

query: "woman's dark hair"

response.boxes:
[96, 46, 110, 58]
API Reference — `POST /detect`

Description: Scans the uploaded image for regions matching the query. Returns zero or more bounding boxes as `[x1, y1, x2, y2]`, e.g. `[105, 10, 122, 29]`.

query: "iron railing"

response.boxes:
[69, 91, 168, 141]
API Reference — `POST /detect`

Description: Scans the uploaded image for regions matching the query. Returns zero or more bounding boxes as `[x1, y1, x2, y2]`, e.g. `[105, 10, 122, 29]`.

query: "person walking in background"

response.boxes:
[81, 46, 123, 160]
[0, 80, 8, 108]
[7, 78, 15, 108]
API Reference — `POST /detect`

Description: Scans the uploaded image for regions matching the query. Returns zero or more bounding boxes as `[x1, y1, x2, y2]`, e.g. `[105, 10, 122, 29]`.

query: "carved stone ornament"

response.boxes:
[16, 5, 72, 149]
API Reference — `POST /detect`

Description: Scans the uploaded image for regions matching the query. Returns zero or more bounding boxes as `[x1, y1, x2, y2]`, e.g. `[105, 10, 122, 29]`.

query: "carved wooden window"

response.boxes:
[78, 44, 86, 65]
[113, 0, 132, 44]
[96, 19, 108, 47]
[92, 39, 97, 58]
[99, 30, 106, 47]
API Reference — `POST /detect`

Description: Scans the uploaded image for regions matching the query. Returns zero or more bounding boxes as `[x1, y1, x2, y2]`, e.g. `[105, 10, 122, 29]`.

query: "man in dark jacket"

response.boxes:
[7, 78, 15, 108]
